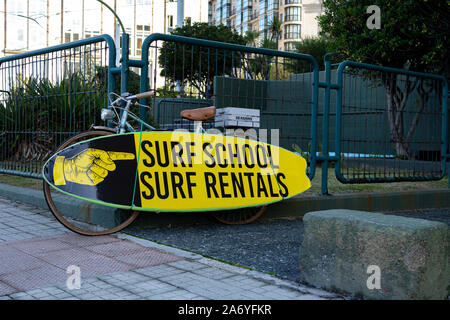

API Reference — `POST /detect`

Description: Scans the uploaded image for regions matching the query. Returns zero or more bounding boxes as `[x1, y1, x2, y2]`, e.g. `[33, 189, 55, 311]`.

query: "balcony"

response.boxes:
[284, 14, 300, 22]
[284, 32, 301, 40]
[249, 11, 258, 20]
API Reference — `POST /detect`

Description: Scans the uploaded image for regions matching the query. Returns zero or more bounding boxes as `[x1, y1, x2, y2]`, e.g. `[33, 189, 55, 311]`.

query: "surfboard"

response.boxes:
[42, 131, 311, 212]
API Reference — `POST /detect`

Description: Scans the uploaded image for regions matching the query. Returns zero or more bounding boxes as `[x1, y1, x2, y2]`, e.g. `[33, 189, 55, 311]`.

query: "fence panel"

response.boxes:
[138, 33, 320, 178]
[335, 61, 448, 183]
[0, 35, 117, 178]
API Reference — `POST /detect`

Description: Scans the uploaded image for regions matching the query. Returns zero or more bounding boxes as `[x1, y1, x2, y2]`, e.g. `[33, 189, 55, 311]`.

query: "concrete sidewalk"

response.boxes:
[0, 196, 344, 300]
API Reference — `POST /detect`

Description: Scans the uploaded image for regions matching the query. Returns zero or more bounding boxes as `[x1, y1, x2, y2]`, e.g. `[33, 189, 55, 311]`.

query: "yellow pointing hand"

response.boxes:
[53, 148, 135, 186]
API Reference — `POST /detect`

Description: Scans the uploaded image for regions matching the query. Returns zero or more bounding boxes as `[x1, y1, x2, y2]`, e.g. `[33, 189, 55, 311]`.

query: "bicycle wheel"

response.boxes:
[211, 205, 267, 225]
[43, 130, 140, 236]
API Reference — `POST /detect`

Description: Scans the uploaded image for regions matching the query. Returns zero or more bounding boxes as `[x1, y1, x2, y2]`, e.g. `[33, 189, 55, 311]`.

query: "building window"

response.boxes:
[236, 0, 242, 11]
[144, 25, 150, 32]
[73, 33, 79, 41]
[64, 33, 71, 43]
[285, 0, 300, 4]
[268, 0, 278, 11]
[258, 16, 266, 33]
[285, 6, 301, 21]
[284, 24, 301, 39]
[284, 41, 298, 52]
[236, 13, 242, 26]
[259, 0, 266, 15]
[243, 23, 250, 33]
[18, 29, 24, 42]
[136, 37, 143, 56]
[243, 8, 250, 22]
[216, 7, 221, 22]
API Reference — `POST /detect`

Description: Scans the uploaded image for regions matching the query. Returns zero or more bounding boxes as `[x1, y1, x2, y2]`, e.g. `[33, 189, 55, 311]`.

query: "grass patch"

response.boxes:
[0, 174, 43, 190]
[0, 167, 448, 195]
[304, 167, 448, 195]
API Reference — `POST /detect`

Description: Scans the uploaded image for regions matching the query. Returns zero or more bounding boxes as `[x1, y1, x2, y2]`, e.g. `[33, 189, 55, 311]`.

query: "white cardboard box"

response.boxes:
[215, 120, 260, 128]
[215, 107, 260, 128]
[216, 107, 260, 117]
[215, 114, 260, 122]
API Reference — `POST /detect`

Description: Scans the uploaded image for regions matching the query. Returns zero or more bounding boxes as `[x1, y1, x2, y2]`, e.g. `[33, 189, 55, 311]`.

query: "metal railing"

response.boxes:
[0, 35, 118, 178]
[0, 31, 449, 196]
[317, 56, 448, 194]
[133, 33, 320, 179]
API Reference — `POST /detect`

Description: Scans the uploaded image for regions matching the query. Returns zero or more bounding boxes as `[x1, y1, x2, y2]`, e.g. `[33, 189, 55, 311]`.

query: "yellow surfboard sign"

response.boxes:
[133, 131, 310, 211]
[43, 131, 311, 212]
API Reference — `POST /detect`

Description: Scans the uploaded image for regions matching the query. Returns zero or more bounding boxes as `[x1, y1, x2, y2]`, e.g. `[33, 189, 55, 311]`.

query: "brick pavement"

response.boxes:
[0, 196, 344, 300]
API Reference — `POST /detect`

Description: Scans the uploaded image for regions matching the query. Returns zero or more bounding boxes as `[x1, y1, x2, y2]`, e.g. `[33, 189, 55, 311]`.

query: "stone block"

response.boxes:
[299, 210, 449, 299]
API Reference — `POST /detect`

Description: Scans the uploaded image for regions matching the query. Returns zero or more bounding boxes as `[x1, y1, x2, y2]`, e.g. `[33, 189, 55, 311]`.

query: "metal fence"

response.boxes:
[0, 35, 117, 178]
[315, 58, 448, 194]
[135, 33, 320, 177]
[0, 32, 449, 195]
[334, 61, 448, 184]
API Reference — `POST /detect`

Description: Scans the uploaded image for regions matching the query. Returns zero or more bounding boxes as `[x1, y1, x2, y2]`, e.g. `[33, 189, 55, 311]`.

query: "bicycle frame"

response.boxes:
[103, 93, 156, 133]
[104, 92, 205, 134]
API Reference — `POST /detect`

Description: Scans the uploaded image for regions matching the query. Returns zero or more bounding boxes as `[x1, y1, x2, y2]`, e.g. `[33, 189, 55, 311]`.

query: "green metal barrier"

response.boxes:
[320, 59, 448, 194]
[135, 33, 320, 179]
[0, 35, 118, 178]
[1, 31, 448, 197]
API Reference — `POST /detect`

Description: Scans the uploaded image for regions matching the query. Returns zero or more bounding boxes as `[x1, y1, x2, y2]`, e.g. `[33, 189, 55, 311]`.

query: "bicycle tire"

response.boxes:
[43, 130, 140, 236]
[211, 205, 267, 225]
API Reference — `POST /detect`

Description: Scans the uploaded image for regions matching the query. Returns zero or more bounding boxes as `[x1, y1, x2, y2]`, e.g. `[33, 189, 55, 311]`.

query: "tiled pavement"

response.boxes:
[0, 196, 344, 300]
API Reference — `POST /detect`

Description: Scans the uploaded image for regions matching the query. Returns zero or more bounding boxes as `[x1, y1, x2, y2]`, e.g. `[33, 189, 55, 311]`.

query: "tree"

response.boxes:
[158, 23, 246, 97]
[243, 30, 260, 47]
[268, 15, 282, 47]
[294, 36, 336, 71]
[242, 31, 274, 80]
[257, 37, 278, 80]
[318, 0, 449, 159]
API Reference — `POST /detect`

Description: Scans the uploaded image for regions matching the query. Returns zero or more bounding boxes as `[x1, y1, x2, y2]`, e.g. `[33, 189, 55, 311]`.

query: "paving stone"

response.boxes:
[167, 260, 208, 271]
[0, 195, 339, 301]
[0, 281, 17, 296]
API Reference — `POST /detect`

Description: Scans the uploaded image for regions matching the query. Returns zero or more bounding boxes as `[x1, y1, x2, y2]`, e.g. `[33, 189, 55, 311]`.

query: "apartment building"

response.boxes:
[0, 0, 208, 59]
[208, 0, 323, 51]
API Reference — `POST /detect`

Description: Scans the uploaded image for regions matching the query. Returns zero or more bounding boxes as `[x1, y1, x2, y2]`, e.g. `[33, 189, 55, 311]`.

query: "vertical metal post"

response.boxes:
[321, 56, 332, 195]
[60, 0, 64, 44]
[308, 61, 320, 181]
[4, 0, 7, 52]
[334, 62, 344, 183]
[443, 87, 449, 188]
[46, 0, 50, 47]
[175, 0, 184, 93]
[121, 33, 129, 94]
[26, 0, 30, 50]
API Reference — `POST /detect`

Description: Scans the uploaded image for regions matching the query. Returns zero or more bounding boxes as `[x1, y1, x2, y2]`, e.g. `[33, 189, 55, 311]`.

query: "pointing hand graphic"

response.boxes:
[53, 148, 135, 186]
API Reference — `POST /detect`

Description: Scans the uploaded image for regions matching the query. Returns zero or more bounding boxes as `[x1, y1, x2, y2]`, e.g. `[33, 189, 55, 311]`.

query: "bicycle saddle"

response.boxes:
[180, 106, 216, 121]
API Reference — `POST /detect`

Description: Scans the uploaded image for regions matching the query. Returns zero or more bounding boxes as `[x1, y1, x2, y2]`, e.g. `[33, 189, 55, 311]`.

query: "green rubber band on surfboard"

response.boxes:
[131, 121, 145, 210]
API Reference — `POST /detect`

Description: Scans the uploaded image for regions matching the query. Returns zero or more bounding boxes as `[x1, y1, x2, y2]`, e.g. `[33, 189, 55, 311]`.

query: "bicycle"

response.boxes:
[43, 91, 267, 236]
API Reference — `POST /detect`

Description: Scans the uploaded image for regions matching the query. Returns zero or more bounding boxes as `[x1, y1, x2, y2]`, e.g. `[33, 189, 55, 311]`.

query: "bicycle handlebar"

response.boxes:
[133, 91, 155, 99]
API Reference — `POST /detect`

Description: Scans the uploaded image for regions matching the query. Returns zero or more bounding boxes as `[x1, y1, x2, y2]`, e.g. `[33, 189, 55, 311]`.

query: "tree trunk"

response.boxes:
[383, 74, 419, 159]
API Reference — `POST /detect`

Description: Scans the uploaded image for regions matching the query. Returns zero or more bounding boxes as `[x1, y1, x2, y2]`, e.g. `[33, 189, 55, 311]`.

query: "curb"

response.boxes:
[1, 182, 450, 227]
[264, 188, 450, 220]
